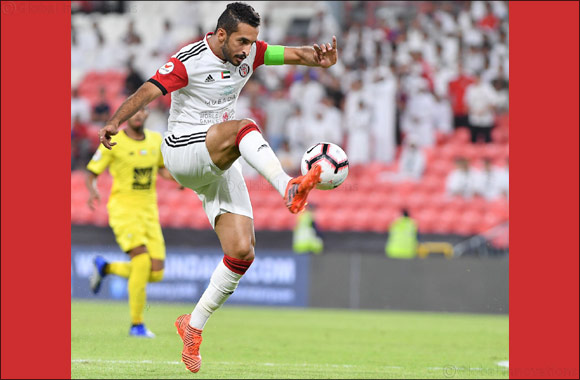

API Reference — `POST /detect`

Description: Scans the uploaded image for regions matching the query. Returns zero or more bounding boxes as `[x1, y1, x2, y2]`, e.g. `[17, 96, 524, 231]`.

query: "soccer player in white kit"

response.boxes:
[98, 2, 338, 373]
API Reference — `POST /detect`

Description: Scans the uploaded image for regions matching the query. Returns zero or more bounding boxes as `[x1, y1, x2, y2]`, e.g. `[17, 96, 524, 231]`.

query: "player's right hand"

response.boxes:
[87, 191, 100, 211]
[99, 123, 119, 149]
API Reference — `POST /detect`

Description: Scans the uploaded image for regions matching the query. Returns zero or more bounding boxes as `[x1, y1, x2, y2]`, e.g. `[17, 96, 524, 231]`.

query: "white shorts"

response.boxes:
[161, 124, 253, 229]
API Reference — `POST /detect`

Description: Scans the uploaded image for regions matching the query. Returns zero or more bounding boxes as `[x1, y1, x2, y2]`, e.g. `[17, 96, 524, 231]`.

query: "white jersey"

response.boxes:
[148, 33, 268, 137]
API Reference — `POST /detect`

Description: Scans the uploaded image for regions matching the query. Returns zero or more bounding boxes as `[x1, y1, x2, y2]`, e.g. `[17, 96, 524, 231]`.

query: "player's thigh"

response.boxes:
[108, 211, 148, 253]
[145, 216, 166, 271]
[205, 118, 255, 170]
[214, 212, 255, 261]
[197, 160, 254, 228]
[162, 128, 224, 190]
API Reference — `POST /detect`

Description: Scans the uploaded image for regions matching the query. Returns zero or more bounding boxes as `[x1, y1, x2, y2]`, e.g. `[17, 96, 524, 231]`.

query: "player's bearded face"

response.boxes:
[220, 24, 258, 67]
[222, 35, 245, 66]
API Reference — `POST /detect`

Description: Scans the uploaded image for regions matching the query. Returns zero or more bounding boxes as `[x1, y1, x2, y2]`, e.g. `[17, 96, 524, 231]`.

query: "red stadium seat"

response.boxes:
[415, 209, 438, 233]
[431, 209, 457, 234]
[467, 197, 488, 214]
[450, 128, 471, 144]
[448, 197, 468, 214]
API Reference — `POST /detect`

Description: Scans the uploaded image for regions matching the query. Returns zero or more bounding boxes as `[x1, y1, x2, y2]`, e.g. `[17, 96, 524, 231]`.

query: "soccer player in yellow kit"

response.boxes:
[86, 107, 175, 338]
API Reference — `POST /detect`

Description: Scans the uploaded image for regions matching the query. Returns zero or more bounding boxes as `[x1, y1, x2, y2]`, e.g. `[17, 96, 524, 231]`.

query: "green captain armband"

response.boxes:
[264, 45, 285, 65]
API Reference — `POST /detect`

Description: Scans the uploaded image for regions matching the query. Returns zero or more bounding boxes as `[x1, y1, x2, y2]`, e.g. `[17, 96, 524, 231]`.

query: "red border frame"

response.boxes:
[1, 1, 71, 378]
[510, 2, 579, 379]
[1, 1, 579, 379]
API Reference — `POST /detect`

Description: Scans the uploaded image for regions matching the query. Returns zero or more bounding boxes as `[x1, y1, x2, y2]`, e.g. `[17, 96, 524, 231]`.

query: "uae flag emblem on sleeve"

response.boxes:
[221, 71, 231, 79]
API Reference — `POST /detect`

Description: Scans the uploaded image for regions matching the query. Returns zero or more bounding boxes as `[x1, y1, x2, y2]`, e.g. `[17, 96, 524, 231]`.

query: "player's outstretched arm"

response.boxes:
[283, 35, 338, 68]
[99, 82, 163, 149]
[85, 170, 100, 211]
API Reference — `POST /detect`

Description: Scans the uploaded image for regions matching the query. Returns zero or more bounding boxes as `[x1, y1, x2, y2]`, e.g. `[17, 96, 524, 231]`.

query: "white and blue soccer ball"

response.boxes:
[300, 142, 349, 190]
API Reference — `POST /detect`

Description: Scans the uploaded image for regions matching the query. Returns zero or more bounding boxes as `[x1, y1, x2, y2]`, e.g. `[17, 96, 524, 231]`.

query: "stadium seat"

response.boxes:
[489, 198, 510, 221]
[447, 197, 469, 214]
[450, 128, 471, 144]
[481, 211, 504, 231]
[93, 208, 110, 227]
[415, 209, 438, 233]
[314, 208, 334, 230]
[327, 211, 353, 231]
[430, 209, 458, 234]
[427, 159, 454, 178]
[453, 209, 482, 235]
[467, 197, 488, 214]
[406, 192, 429, 215]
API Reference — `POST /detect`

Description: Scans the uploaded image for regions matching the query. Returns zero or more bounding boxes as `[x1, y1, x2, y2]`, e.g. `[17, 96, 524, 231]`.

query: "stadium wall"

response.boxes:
[72, 226, 508, 314]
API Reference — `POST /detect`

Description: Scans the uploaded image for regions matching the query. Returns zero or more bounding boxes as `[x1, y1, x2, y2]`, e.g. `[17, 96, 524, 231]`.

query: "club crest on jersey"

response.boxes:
[239, 63, 250, 77]
[159, 62, 174, 75]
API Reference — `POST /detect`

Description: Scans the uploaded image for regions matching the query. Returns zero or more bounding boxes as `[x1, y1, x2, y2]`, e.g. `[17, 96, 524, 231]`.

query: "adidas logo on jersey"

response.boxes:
[205, 74, 215, 83]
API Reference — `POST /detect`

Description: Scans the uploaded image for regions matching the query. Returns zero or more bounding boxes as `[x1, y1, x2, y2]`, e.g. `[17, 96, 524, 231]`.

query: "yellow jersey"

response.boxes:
[87, 129, 164, 211]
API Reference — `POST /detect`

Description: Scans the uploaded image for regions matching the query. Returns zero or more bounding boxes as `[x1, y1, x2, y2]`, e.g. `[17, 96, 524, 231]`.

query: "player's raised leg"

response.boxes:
[205, 118, 321, 213]
[90, 258, 164, 290]
[177, 213, 255, 373]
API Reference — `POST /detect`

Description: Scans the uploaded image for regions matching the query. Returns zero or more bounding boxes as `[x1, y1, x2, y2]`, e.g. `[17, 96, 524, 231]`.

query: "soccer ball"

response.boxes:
[300, 142, 349, 190]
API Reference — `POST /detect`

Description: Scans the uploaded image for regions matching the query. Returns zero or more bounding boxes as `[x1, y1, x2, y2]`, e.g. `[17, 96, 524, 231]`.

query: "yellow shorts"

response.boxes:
[108, 207, 166, 261]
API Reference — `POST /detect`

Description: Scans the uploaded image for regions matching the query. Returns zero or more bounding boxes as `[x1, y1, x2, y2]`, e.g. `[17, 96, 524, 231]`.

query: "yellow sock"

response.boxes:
[106, 262, 131, 278]
[149, 270, 164, 283]
[128, 254, 151, 325]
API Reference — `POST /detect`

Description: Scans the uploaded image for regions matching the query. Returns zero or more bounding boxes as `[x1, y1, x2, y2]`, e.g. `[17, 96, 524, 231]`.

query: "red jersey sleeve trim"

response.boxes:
[253, 40, 268, 70]
[149, 57, 188, 95]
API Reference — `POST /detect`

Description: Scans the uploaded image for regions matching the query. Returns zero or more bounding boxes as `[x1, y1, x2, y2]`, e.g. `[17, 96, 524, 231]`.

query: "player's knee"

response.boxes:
[149, 269, 164, 283]
[238, 118, 257, 131]
[226, 240, 255, 262]
[129, 245, 148, 258]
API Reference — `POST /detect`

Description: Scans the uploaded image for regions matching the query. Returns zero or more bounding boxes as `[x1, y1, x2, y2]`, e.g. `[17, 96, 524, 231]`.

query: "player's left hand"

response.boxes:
[313, 36, 338, 68]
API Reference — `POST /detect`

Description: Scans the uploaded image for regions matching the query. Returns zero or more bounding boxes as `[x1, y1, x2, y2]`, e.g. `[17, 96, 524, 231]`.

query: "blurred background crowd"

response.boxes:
[71, 1, 509, 254]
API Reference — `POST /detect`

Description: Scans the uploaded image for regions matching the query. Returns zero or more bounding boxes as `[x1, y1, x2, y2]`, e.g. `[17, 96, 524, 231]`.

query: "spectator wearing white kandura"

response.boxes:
[345, 99, 372, 165]
[260, 14, 284, 46]
[473, 158, 506, 200]
[285, 105, 310, 153]
[288, 69, 325, 120]
[71, 87, 91, 127]
[264, 86, 294, 152]
[153, 19, 182, 58]
[464, 72, 499, 143]
[432, 57, 455, 137]
[496, 157, 509, 199]
[343, 75, 370, 123]
[446, 157, 479, 198]
[313, 96, 343, 147]
[463, 42, 487, 75]
[397, 137, 426, 181]
[401, 78, 437, 147]
[369, 64, 397, 163]
[307, 5, 340, 44]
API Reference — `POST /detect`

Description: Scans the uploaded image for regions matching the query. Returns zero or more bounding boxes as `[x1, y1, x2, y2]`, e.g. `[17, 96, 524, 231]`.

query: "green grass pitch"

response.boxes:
[71, 300, 508, 379]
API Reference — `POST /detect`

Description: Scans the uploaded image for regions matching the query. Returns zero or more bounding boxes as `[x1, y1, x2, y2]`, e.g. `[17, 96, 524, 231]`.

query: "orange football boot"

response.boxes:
[284, 165, 322, 214]
[175, 314, 203, 373]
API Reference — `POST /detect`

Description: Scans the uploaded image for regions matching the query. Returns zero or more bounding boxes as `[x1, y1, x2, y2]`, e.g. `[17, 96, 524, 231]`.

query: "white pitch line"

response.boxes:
[72, 359, 399, 369]
[72, 359, 182, 365]
[497, 360, 509, 368]
[72, 359, 501, 372]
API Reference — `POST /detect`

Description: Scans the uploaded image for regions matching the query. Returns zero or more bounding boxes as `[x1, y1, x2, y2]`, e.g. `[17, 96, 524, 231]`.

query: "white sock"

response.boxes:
[189, 261, 242, 330]
[238, 130, 292, 197]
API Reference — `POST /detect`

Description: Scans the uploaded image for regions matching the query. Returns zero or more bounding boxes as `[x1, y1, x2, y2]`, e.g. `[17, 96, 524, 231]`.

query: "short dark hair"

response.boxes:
[215, 2, 261, 34]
